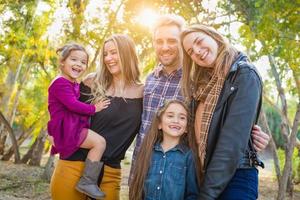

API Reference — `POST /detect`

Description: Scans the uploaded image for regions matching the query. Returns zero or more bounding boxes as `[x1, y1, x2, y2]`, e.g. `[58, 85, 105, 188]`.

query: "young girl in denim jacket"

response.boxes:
[130, 100, 199, 200]
[47, 43, 110, 199]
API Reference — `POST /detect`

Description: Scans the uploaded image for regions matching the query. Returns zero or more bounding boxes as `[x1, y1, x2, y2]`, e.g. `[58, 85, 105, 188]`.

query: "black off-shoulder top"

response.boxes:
[64, 83, 143, 168]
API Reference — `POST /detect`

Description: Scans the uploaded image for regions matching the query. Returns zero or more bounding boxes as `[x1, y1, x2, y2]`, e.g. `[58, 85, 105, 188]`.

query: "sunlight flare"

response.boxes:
[136, 9, 158, 28]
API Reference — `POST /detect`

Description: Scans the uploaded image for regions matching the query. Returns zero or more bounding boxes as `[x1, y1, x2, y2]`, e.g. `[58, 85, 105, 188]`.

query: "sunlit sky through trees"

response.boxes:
[1, 0, 270, 78]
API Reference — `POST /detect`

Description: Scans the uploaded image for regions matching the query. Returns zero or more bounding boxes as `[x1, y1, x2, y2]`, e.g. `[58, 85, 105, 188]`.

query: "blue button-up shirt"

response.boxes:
[144, 143, 199, 200]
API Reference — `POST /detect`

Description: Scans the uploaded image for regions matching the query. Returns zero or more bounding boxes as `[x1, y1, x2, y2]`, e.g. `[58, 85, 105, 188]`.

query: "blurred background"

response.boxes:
[0, 0, 299, 199]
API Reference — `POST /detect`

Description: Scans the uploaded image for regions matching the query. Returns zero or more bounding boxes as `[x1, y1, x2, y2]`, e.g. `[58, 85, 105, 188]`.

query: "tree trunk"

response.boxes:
[0, 111, 20, 163]
[1, 146, 15, 161]
[29, 129, 47, 166]
[0, 125, 7, 155]
[267, 55, 289, 120]
[287, 173, 294, 198]
[296, 156, 300, 184]
[8, 63, 31, 126]
[0, 70, 16, 113]
[2, 128, 32, 161]
[260, 110, 281, 186]
[21, 138, 37, 164]
[42, 155, 55, 182]
[0, 70, 15, 154]
[277, 104, 300, 200]
[278, 153, 292, 200]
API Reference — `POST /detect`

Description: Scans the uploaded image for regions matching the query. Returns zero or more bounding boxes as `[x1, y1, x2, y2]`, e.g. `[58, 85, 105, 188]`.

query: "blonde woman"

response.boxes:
[50, 34, 143, 200]
[181, 24, 263, 199]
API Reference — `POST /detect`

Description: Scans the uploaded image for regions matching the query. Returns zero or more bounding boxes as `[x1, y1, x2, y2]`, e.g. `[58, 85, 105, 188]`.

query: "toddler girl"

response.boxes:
[47, 43, 109, 199]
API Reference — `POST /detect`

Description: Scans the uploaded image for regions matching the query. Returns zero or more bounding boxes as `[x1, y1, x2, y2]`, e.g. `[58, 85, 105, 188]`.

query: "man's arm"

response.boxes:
[251, 125, 270, 152]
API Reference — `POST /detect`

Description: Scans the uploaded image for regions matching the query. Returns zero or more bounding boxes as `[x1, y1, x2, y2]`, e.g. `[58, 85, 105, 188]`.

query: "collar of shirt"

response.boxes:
[154, 63, 182, 79]
[153, 142, 188, 154]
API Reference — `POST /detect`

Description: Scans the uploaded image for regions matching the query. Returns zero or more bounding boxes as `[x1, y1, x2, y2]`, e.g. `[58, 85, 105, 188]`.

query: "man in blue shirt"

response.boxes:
[131, 15, 186, 169]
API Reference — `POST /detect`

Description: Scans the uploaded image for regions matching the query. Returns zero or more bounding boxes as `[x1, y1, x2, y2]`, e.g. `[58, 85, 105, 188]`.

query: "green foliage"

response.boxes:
[0, 0, 207, 155]
[277, 148, 300, 181]
[223, 0, 300, 145]
[1, 0, 297, 167]
[263, 103, 284, 147]
[238, 24, 256, 51]
[225, 0, 300, 94]
[0, 1, 56, 153]
[264, 102, 300, 148]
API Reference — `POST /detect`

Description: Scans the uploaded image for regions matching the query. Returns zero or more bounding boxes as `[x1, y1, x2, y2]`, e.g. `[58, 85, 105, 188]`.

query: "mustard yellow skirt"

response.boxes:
[50, 159, 121, 200]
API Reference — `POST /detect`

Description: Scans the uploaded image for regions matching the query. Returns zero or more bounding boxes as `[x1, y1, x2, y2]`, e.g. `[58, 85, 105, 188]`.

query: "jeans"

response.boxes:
[218, 168, 258, 200]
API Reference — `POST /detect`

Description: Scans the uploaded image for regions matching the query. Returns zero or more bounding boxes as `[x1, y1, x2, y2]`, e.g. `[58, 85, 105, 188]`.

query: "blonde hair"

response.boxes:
[153, 14, 186, 36]
[90, 34, 140, 102]
[180, 24, 238, 99]
[129, 99, 201, 200]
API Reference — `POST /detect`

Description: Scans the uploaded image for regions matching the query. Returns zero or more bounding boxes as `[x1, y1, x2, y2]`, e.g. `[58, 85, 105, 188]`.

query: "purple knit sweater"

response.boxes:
[47, 76, 95, 158]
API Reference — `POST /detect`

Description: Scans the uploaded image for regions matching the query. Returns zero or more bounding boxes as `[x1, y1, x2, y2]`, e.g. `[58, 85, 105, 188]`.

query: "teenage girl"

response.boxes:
[130, 100, 199, 200]
[47, 43, 109, 199]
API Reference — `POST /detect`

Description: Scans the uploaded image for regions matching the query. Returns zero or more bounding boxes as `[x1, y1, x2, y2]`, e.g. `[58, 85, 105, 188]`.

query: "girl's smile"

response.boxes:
[60, 50, 88, 82]
[159, 103, 188, 138]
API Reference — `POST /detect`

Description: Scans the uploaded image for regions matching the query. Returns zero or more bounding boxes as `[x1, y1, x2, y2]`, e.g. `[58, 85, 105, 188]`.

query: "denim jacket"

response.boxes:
[144, 143, 199, 200]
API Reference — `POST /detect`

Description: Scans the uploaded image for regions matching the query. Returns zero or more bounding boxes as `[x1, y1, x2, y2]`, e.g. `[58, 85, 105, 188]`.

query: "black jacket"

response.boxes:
[198, 53, 262, 199]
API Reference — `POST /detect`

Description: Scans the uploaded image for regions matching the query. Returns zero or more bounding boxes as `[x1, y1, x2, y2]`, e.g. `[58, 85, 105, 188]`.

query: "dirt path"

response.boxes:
[0, 149, 299, 200]
[257, 149, 300, 200]
[0, 161, 50, 200]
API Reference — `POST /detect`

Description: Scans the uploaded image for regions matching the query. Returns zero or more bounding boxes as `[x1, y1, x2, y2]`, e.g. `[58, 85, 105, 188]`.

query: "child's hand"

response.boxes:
[48, 135, 54, 146]
[94, 99, 111, 112]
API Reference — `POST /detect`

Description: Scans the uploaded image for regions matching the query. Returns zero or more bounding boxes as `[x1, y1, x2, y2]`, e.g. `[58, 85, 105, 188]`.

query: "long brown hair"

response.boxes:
[180, 24, 238, 100]
[129, 100, 201, 200]
[90, 34, 141, 102]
